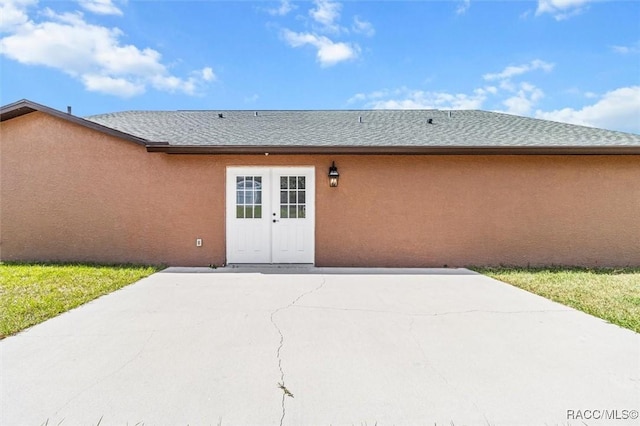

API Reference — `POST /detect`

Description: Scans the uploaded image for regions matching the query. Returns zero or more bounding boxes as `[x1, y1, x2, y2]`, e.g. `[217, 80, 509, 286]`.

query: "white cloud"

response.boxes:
[77, 0, 122, 16]
[275, 0, 371, 68]
[479, 60, 552, 113]
[456, 0, 470, 15]
[535, 86, 640, 134]
[200, 67, 215, 82]
[483, 59, 554, 81]
[267, 0, 295, 16]
[348, 61, 638, 134]
[350, 59, 554, 112]
[151, 74, 194, 94]
[352, 16, 374, 37]
[0, 0, 36, 32]
[282, 29, 358, 66]
[349, 87, 487, 110]
[0, 4, 214, 97]
[535, 0, 592, 20]
[310, 0, 342, 32]
[82, 74, 143, 97]
[611, 41, 640, 55]
[502, 82, 545, 115]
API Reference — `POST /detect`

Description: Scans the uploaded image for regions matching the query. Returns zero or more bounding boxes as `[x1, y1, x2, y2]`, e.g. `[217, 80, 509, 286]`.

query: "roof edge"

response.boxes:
[146, 145, 640, 155]
[0, 99, 163, 147]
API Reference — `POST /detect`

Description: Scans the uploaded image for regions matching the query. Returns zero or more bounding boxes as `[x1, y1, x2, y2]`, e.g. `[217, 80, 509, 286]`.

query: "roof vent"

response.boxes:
[358, 116, 362, 123]
[218, 113, 224, 118]
[255, 111, 258, 117]
[67, 106, 72, 115]
[427, 118, 433, 124]
[448, 111, 452, 118]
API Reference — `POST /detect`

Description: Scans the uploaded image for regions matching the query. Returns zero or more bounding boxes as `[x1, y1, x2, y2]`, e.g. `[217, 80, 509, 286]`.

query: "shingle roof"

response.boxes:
[3, 99, 640, 154]
[85, 109, 640, 148]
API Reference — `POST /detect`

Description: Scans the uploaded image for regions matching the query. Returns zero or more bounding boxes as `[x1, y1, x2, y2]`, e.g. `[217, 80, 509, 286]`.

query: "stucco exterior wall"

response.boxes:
[2, 112, 639, 267]
[1, 112, 225, 266]
[316, 155, 640, 267]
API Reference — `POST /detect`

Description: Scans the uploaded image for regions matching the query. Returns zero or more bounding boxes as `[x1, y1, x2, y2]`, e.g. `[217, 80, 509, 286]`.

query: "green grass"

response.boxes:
[475, 267, 640, 333]
[0, 262, 162, 338]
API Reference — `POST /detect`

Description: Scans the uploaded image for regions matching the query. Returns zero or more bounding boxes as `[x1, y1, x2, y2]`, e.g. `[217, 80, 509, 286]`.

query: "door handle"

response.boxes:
[273, 219, 279, 223]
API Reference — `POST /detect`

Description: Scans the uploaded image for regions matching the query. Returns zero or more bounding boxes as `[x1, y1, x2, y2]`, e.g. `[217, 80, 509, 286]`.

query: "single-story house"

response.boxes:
[1, 99, 639, 267]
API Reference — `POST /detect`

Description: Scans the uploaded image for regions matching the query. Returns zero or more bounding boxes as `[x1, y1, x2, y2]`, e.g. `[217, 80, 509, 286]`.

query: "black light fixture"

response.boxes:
[328, 161, 339, 187]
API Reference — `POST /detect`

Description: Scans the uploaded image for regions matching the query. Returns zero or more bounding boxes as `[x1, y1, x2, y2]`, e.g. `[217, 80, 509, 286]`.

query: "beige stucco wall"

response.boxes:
[1, 112, 639, 267]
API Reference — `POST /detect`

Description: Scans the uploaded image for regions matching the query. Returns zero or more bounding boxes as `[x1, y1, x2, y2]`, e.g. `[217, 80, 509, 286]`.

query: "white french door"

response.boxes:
[226, 167, 315, 264]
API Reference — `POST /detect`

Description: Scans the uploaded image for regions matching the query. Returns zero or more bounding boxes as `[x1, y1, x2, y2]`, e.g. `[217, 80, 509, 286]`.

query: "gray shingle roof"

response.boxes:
[85, 109, 640, 148]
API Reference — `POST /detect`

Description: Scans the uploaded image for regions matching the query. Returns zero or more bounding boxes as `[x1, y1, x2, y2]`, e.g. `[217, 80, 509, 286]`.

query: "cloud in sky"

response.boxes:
[353, 59, 551, 114]
[349, 60, 639, 133]
[352, 16, 374, 37]
[480, 60, 553, 114]
[456, 0, 471, 15]
[0, 0, 214, 97]
[349, 87, 488, 110]
[77, 0, 122, 16]
[502, 82, 545, 115]
[535, 0, 593, 20]
[282, 29, 359, 67]
[310, 0, 342, 33]
[276, 0, 372, 67]
[535, 86, 640, 134]
[267, 0, 295, 17]
[483, 59, 554, 81]
[0, 0, 36, 32]
[611, 41, 640, 55]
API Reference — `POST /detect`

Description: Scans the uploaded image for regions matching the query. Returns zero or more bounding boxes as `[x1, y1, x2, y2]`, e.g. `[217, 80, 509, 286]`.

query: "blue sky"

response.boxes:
[1, 0, 639, 133]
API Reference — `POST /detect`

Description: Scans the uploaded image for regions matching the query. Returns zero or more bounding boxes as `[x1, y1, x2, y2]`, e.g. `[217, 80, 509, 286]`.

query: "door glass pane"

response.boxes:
[278, 175, 307, 220]
[237, 175, 262, 219]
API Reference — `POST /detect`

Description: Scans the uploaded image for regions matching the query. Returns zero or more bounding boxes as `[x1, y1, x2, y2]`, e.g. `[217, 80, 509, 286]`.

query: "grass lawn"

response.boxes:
[475, 267, 640, 333]
[0, 263, 162, 338]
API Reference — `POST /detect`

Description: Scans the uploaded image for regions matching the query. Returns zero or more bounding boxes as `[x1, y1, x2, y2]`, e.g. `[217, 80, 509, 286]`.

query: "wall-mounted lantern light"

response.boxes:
[328, 161, 339, 187]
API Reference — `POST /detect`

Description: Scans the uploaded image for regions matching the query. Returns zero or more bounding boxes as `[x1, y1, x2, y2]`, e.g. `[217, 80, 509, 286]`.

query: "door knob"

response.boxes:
[273, 219, 279, 223]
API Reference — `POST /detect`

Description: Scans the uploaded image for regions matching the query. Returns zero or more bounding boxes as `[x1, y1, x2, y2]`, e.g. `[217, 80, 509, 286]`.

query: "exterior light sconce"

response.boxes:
[328, 161, 339, 187]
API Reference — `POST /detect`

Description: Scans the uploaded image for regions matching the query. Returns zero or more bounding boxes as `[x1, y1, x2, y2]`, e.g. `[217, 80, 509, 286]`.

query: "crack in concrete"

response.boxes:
[52, 330, 155, 417]
[269, 277, 326, 426]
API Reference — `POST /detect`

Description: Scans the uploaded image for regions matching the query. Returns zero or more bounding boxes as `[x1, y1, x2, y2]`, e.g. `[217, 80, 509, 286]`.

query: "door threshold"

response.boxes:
[227, 263, 314, 268]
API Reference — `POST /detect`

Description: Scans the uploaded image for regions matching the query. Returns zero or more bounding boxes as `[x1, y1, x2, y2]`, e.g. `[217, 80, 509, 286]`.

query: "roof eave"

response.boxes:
[0, 99, 155, 147]
[145, 145, 640, 155]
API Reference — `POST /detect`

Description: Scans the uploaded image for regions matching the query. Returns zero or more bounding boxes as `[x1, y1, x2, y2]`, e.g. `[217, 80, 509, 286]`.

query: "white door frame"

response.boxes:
[225, 166, 315, 264]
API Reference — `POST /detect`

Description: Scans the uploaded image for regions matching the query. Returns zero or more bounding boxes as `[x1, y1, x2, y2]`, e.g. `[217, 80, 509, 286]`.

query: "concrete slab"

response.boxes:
[2, 267, 638, 425]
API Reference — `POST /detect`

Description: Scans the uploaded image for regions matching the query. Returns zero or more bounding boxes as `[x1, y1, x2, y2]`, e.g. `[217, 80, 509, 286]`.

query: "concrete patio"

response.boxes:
[2, 267, 638, 425]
